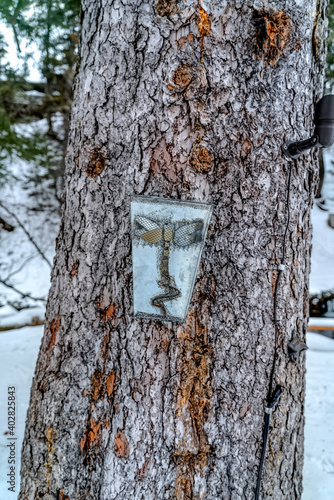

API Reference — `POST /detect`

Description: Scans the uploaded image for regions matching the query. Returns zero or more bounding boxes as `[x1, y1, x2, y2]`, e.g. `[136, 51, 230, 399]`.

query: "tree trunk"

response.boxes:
[20, 1, 328, 499]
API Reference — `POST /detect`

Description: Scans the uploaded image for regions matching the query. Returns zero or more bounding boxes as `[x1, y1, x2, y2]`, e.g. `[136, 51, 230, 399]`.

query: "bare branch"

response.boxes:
[0, 202, 52, 268]
[5, 252, 39, 280]
[0, 278, 47, 302]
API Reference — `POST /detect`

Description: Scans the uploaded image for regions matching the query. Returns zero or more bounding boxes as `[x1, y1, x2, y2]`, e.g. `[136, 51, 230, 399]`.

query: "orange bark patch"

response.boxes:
[58, 490, 70, 500]
[114, 430, 129, 458]
[91, 370, 103, 403]
[252, 9, 293, 66]
[136, 459, 150, 481]
[172, 64, 193, 88]
[101, 331, 110, 359]
[106, 371, 115, 398]
[174, 308, 213, 499]
[241, 139, 252, 158]
[48, 316, 61, 353]
[85, 149, 106, 179]
[105, 303, 117, 320]
[155, 0, 178, 16]
[177, 33, 194, 50]
[98, 301, 117, 324]
[80, 417, 101, 453]
[191, 145, 214, 173]
[70, 260, 79, 277]
[161, 338, 169, 352]
[198, 6, 211, 37]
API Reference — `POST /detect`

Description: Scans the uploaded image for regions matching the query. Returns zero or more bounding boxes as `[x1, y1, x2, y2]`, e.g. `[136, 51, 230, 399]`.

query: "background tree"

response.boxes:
[19, 1, 328, 499]
[0, 0, 80, 209]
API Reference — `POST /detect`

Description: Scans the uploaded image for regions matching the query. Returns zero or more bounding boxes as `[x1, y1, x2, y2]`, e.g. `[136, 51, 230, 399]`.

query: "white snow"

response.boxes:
[303, 332, 334, 500]
[309, 205, 334, 293]
[0, 326, 333, 498]
[0, 326, 44, 499]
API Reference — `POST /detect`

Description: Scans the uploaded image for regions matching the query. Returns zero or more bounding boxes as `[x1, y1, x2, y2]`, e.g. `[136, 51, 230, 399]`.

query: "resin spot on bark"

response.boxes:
[90, 369, 116, 403]
[58, 490, 70, 500]
[136, 459, 150, 481]
[114, 430, 130, 458]
[172, 64, 193, 88]
[97, 300, 117, 324]
[106, 371, 115, 398]
[91, 370, 103, 403]
[177, 33, 194, 50]
[198, 6, 211, 38]
[252, 9, 293, 66]
[155, 0, 179, 17]
[80, 416, 101, 454]
[70, 260, 79, 277]
[85, 149, 106, 179]
[44, 427, 55, 488]
[47, 316, 61, 353]
[174, 308, 213, 499]
[191, 144, 214, 174]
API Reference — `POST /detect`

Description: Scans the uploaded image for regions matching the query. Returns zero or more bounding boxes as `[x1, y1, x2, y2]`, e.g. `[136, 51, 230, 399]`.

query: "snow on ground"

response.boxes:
[0, 326, 44, 499]
[0, 326, 333, 498]
[303, 332, 334, 500]
[309, 205, 334, 294]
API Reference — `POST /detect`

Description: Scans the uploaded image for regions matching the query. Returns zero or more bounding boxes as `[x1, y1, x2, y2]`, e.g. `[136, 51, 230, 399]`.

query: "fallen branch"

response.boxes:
[0, 319, 44, 332]
[0, 216, 15, 232]
[0, 202, 52, 268]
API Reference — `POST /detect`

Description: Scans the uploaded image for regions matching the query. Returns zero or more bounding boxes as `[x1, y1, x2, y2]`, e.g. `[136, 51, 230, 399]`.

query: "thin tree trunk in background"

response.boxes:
[19, 1, 328, 499]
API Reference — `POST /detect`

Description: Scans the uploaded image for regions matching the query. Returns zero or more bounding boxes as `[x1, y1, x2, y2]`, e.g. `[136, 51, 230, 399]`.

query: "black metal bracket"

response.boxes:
[282, 135, 318, 160]
[288, 329, 308, 362]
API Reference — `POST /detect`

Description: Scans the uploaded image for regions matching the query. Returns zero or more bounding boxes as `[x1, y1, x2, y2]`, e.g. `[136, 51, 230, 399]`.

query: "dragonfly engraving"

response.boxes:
[134, 216, 204, 317]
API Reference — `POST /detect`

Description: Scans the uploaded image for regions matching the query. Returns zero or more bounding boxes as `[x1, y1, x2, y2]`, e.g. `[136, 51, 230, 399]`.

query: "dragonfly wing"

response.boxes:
[134, 216, 162, 244]
[174, 220, 204, 247]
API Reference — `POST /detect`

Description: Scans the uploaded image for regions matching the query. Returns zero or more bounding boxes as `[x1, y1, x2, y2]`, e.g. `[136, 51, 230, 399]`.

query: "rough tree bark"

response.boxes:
[19, 1, 328, 499]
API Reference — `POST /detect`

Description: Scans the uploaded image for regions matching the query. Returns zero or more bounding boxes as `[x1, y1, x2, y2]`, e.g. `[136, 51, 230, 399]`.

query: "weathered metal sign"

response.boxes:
[131, 196, 212, 322]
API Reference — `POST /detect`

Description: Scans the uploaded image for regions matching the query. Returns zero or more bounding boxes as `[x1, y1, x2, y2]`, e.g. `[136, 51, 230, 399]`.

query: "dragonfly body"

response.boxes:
[134, 216, 204, 317]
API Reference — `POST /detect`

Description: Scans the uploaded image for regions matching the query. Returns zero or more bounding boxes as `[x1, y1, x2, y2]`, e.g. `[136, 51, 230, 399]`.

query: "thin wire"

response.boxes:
[255, 158, 294, 500]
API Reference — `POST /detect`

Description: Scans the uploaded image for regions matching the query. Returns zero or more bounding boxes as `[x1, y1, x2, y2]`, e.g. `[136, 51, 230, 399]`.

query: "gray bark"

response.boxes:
[19, 1, 328, 499]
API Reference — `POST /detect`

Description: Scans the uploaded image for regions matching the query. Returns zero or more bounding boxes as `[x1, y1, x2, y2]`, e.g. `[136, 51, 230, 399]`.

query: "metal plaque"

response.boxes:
[131, 196, 212, 322]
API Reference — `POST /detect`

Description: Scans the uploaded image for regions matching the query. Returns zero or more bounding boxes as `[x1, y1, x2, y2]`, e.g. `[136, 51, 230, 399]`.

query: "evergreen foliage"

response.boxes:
[0, 0, 80, 209]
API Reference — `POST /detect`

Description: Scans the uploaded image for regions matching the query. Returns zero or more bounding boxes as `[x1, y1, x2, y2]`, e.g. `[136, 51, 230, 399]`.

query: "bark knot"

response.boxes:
[172, 64, 193, 88]
[155, 0, 178, 17]
[85, 149, 106, 179]
[191, 145, 214, 174]
[252, 9, 293, 66]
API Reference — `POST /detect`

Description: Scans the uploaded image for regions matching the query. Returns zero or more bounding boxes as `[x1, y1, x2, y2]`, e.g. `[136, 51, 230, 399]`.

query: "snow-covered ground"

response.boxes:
[0, 325, 43, 499]
[0, 326, 333, 498]
[303, 332, 334, 500]
[309, 205, 334, 294]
